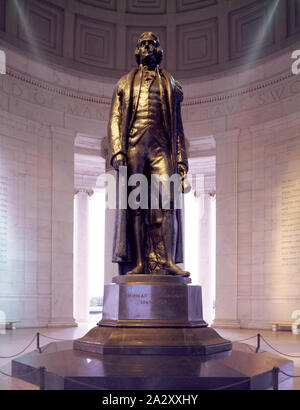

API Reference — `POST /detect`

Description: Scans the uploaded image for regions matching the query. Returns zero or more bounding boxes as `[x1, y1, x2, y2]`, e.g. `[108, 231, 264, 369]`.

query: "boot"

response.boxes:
[127, 213, 145, 275]
[162, 211, 190, 277]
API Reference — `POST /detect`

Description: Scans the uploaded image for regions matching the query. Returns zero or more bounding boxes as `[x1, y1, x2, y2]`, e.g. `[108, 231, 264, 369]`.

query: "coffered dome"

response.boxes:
[0, 0, 299, 79]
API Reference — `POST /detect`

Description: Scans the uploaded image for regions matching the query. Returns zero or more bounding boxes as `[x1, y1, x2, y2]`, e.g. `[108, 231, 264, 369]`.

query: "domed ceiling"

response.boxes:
[0, 0, 299, 79]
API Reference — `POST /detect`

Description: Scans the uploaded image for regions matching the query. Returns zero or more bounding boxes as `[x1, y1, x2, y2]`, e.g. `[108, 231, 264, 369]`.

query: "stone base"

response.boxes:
[9, 275, 294, 390]
[47, 319, 78, 328]
[73, 275, 231, 355]
[12, 341, 294, 390]
[212, 318, 241, 329]
[98, 275, 206, 328]
[73, 325, 232, 355]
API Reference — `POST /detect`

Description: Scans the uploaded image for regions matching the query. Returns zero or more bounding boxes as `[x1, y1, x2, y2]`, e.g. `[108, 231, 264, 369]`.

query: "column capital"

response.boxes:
[51, 126, 77, 141]
[74, 188, 94, 197]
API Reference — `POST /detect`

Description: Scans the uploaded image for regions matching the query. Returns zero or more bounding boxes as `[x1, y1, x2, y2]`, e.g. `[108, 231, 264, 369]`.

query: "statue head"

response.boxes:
[135, 32, 163, 67]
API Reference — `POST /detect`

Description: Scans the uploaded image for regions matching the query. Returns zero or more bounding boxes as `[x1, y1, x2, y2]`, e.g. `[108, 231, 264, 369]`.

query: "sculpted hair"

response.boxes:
[134, 32, 163, 66]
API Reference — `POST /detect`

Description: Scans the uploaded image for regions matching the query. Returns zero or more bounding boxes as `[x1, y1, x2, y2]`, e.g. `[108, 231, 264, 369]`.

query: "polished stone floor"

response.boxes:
[0, 321, 299, 390]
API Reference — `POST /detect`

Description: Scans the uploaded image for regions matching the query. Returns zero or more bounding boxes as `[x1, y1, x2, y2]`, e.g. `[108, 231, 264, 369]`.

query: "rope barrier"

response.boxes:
[231, 333, 300, 358]
[260, 335, 300, 358]
[278, 369, 300, 379]
[279, 369, 300, 379]
[0, 334, 37, 359]
[272, 367, 300, 390]
[38, 333, 71, 342]
[2, 331, 299, 360]
[0, 332, 71, 359]
[231, 335, 258, 343]
[214, 366, 300, 391]
[1, 330, 300, 391]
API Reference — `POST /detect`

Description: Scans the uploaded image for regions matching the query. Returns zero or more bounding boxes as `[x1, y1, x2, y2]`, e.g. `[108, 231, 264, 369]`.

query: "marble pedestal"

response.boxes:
[11, 277, 294, 391]
[73, 275, 232, 355]
[12, 275, 294, 391]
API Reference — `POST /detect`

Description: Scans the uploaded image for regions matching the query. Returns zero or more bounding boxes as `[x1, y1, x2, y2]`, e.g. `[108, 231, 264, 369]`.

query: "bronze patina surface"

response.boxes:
[73, 32, 232, 361]
[73, 276, 231, 355]
[108, 32, 189, 276]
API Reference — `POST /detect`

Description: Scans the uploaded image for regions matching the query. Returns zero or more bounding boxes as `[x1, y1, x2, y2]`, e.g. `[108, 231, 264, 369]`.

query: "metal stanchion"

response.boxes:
[272, 367, 279, 390]
[255, 333, 261, 353]
[37, 332, 42, 353]
[39, 366, 46, 390]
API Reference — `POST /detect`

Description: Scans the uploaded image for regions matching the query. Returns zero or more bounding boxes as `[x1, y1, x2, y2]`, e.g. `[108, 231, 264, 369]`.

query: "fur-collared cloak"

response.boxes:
[108, 67, 188, 265]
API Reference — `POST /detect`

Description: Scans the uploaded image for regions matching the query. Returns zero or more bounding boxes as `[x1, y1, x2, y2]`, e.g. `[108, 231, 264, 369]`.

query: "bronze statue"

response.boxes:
[108, 32, 189, 277]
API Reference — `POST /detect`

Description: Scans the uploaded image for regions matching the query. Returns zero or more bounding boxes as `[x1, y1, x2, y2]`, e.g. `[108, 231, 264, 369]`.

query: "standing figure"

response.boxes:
[108, 32, 189, 277]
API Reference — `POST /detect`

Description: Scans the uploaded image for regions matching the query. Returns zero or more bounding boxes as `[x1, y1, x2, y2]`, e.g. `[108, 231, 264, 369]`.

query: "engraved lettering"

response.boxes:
[0, 176, 8, 266]
[281, 178, 300, 266]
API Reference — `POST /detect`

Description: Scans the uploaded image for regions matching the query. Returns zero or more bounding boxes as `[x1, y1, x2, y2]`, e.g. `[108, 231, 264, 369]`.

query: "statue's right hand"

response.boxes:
[112, 153, 127, 170]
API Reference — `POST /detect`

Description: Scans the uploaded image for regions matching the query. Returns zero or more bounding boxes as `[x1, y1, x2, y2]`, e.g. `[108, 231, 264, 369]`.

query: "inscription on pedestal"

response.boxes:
[118, 284, 188, 321]
[281, 178, 300, 266]
[0, 176, 8, 267]
[100, 280, 207, 329]
[158, 292, 185, 306]
[127, 291, 185, 306]
[128, 293, 151, 305]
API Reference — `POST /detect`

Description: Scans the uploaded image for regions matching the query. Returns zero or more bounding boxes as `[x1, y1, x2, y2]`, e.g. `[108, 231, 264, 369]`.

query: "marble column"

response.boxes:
[198, 191, 215, 325]
[48, 127, 77, 328]
[213, 130, 241, 329]
[74, 189, 93, 322]
[103, 170, 119, 285]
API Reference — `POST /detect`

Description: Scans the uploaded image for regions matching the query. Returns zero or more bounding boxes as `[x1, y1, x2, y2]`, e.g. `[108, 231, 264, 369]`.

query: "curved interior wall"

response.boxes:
[0, 38, 299, 327]
[0, 0, 299, 80]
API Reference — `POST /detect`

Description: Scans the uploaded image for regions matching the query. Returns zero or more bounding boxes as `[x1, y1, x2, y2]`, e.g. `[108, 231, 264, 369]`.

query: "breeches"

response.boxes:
[127, 129, 179, 215]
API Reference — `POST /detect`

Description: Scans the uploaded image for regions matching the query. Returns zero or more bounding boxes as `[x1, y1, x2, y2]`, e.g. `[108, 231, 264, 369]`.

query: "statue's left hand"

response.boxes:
[177, 163, 187, 177]
[178, 163, 191, 194]
[112, 153, 127, 170]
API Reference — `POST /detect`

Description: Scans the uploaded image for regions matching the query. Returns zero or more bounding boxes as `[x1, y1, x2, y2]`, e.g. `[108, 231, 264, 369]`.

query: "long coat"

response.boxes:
[108, 67, 188, 266]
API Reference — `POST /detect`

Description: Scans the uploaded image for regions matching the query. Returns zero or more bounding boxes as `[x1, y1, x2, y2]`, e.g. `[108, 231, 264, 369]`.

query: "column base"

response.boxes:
[212, 318, 241, 329]
[47, 317, 78, 328]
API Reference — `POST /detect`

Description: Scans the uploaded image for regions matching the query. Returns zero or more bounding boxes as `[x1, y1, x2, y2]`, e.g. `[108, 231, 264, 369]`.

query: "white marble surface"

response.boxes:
[0, 41, 299, 330]
[74, 190, 91, 323]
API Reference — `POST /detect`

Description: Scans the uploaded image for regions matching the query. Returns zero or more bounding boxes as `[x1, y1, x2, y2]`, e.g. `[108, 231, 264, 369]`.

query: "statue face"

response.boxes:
[136, 34, 161, 66]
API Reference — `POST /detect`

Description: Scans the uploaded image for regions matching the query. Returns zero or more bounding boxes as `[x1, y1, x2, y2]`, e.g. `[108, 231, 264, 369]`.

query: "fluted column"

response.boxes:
[48, 127, 77, 328]
[103, 170, 119, 284]
[198, 191, 215, 325]
[213, 130, 240, 329]
[74, 188, 93, 322]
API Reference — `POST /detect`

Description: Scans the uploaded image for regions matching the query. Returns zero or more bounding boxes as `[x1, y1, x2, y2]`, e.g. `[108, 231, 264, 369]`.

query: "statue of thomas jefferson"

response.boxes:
[108, 32, 189, 277]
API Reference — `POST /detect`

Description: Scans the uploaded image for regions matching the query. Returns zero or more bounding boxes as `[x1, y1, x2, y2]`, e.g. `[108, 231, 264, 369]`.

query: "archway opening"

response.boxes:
[184, 155, 216, 325]
[88, 190, 105, 318]
[73, 133, 106, 323]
